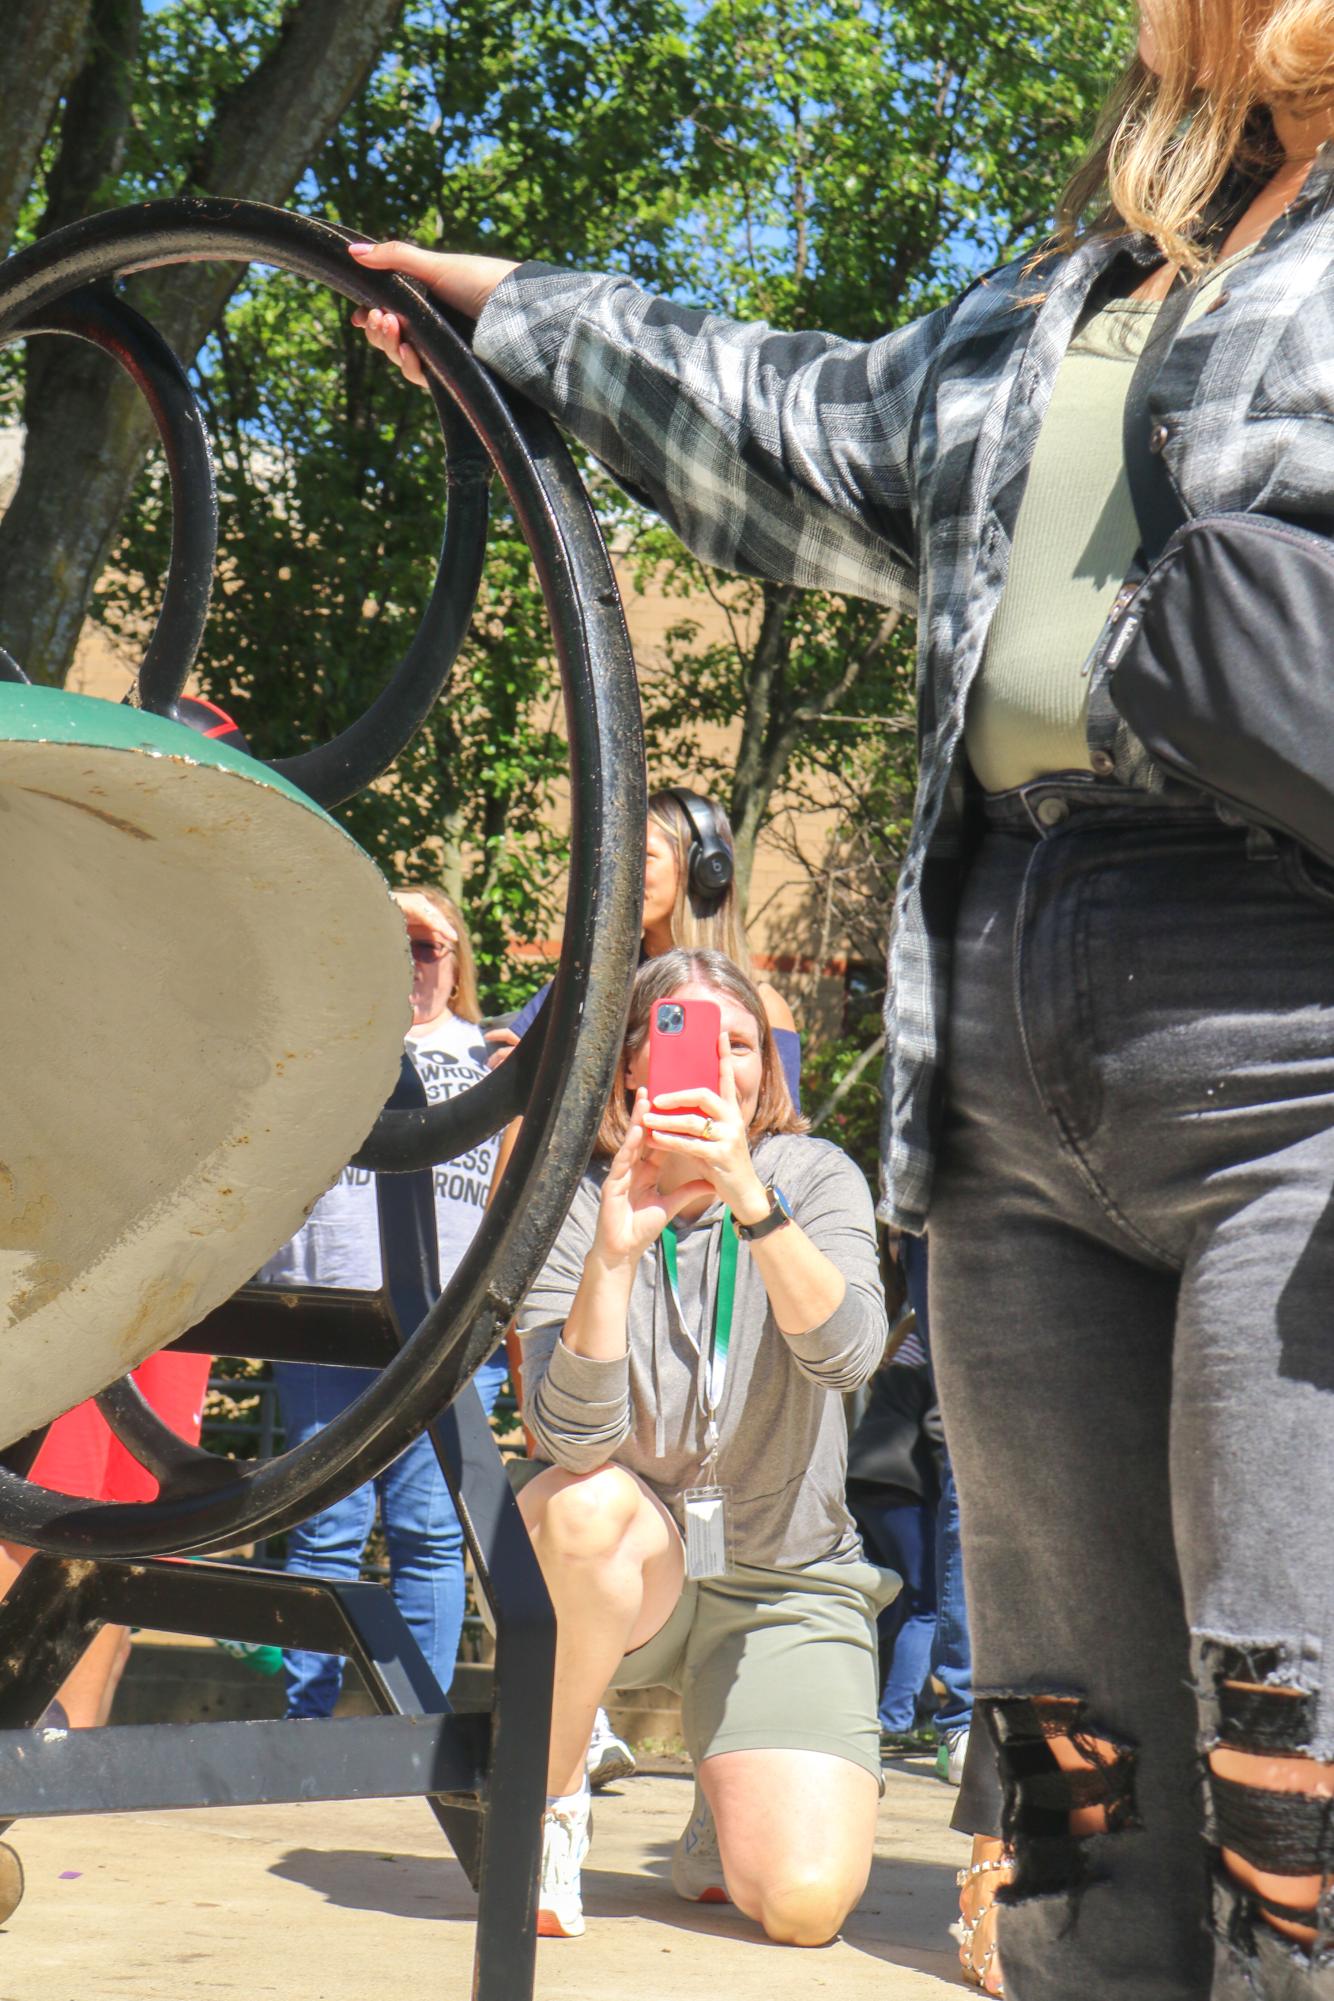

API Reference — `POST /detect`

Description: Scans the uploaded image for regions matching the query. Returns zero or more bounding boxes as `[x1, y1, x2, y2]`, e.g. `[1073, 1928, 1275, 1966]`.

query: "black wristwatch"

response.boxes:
[733, 1185, 794, 1242]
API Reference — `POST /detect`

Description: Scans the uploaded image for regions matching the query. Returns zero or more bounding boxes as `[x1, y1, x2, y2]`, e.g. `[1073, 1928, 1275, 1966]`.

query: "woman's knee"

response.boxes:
[747, 1867, 862, 1948]
[708, 1749, 876, 1945]
[521, 1463, 650, 1562]
[1209, 1735, 1334, 1949]
[1198, 1647, 1334, 1952]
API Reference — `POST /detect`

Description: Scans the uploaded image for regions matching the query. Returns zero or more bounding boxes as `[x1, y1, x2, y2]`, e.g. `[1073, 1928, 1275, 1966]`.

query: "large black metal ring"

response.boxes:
[0, 226, 491, 793]
[0, 197, 645, 1557]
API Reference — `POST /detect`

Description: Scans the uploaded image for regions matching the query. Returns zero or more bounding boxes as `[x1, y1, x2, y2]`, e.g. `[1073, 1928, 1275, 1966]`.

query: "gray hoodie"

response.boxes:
[516, 1132, 888, 1570]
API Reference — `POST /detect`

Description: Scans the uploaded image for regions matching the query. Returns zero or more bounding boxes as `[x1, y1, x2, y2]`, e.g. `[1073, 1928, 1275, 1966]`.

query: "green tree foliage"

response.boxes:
[0, 0, 406, 685]
[104, 0, 696, 1002]
[9, 0, 1136, 1010]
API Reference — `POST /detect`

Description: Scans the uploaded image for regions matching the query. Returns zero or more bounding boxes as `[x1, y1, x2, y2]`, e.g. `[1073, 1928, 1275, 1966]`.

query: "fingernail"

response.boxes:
[347, 242, 375, 254]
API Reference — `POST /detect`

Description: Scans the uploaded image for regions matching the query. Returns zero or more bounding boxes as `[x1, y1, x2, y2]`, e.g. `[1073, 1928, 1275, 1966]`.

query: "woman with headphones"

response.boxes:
[641, 788, 800, 1097]
[503, 785, 800, 1099]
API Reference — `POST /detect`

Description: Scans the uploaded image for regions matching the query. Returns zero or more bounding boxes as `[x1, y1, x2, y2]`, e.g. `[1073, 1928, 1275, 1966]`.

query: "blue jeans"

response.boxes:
[855, 1493, 938, 1731]
[274, 1354, 508, 1719]
[901, 1231, 972, 1735]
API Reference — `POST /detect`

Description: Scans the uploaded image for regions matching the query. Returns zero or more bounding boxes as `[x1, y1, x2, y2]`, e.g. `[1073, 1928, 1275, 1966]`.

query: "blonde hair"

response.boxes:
[397, 882, 481, 1022]
[646, 789, 752, 971]
[1058, 2, 1334, 269]
[596, 950, 807, 1157]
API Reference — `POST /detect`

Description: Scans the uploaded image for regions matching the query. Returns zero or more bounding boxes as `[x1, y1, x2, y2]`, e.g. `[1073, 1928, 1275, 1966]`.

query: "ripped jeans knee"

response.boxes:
[1196, 1636, 1334, 1968]
[983, 1693, 1139, 1904]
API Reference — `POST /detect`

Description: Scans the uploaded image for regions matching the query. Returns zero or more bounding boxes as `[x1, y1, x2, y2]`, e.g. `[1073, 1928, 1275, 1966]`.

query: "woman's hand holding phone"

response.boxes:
[564, 1092, 709, 1365]
[593, 1089, 712, 1269]
[644, 1033, 771, 1227]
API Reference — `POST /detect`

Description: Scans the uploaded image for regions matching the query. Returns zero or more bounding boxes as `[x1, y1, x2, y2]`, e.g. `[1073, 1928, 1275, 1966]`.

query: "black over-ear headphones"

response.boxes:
[667, 788, 735, 900]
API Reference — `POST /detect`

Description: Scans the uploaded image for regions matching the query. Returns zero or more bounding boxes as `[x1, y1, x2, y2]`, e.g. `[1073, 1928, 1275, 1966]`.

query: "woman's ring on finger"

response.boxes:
[701, 1117, 715, 1141]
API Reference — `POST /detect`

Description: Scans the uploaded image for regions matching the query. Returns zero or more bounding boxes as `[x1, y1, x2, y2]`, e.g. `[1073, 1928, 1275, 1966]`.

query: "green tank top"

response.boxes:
[965, 254, 1250, 793]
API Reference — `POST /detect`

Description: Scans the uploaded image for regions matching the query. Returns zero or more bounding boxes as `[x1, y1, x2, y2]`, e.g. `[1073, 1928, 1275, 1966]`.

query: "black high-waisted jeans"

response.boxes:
[927, 780, 1334, 2001]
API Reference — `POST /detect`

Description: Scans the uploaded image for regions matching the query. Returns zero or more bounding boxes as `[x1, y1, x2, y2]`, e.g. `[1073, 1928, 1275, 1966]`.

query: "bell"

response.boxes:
[0, 684, 411, 1449]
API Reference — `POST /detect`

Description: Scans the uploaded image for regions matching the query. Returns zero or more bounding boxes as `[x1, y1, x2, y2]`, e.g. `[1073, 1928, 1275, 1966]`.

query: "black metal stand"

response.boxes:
[0, 1061, 555, 2001]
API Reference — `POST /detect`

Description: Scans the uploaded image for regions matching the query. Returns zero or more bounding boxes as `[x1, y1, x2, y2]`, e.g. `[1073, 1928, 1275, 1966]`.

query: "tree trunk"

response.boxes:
[0, 0, 404, 687]
[0, 0, 94, 257]
[32, 0, 142, 242]
[727, 580, 794, 908]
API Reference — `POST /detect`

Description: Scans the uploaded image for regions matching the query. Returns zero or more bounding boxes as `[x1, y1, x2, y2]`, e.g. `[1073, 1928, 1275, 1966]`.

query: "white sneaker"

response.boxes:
[586, 1706, 637, 1790]
[937, 1726, 969, 1787]
[537, 1790, 591, 1938]
[670, 1783, 729, 1904]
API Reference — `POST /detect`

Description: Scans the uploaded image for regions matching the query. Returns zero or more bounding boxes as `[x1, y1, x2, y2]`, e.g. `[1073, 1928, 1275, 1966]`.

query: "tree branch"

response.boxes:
[0, 0, 404, 686]
[0, 0, 94, 257]
[793, 609, 904, 722]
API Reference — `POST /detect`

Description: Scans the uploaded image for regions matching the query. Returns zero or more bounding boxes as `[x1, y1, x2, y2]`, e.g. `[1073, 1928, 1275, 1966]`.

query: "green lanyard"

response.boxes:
[661, 1209, 737, 1377]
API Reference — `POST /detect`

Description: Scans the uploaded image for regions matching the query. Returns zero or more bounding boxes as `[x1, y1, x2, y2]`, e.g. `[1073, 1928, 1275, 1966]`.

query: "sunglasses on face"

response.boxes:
[409, 937, 455, 963]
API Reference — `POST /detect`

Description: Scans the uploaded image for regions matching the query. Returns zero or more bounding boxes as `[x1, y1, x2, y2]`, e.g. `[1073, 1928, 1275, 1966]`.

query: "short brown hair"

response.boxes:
[595, 949, 807, 1156]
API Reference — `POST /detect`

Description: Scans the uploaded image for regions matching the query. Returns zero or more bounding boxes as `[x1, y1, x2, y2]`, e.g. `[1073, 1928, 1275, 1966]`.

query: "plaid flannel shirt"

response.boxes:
[474, 147, 1334, 1232]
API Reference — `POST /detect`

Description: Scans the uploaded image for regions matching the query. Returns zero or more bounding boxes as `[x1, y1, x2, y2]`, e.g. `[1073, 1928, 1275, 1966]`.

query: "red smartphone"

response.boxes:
[647, 998, 721, 1117]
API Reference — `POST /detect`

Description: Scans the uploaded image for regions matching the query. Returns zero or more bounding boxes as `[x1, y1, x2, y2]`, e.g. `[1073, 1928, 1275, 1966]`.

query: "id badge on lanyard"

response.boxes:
[661, 1212, 737, 1580]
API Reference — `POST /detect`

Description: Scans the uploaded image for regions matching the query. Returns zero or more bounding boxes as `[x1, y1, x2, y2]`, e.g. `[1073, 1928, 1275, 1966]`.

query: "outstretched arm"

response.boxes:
[348, 240, 960, 613]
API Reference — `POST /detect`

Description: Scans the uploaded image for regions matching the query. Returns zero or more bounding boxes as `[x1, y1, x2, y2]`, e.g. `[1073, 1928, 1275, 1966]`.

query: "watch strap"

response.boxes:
[734, 1186, 793, 1242]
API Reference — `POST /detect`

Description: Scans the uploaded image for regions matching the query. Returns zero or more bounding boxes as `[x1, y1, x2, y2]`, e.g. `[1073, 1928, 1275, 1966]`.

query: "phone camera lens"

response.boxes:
[657, 1003, 685, 1033]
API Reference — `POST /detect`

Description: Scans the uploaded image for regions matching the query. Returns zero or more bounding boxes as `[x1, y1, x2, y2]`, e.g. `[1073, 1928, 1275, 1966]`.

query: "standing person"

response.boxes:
[260, 886, 507, 1718]
[0, 1351, 212, 1728]
[845, 1303, 946, 1751]
[639, 789, 801, 1100]
[353, 15, 1334, 1991]
[512, 949, 892, 1942]
[898, 1234, 973, 1789]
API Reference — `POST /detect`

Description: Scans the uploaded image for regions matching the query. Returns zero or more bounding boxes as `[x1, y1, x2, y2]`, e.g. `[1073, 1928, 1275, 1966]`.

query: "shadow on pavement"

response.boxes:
[269, 1846, 472, 1922]
[623, 1844, 963, 1976]
[269, 1795, 966, 1988]
[268, 1843, 960, 1948]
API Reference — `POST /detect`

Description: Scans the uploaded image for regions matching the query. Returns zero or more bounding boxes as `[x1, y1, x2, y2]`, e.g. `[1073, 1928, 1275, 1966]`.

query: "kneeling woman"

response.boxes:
[516, 948, 893, 1944]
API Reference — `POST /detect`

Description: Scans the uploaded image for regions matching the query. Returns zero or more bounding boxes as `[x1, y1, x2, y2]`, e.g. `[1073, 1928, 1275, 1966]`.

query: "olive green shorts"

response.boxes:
[609, 1552, 898, 1782]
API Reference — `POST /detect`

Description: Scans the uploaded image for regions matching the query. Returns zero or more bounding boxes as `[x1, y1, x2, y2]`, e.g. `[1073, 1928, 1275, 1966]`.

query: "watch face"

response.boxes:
[735, 1185, 795, 1238]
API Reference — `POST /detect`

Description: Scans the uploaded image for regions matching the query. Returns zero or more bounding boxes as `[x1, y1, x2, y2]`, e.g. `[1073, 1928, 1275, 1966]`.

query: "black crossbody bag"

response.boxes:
[1089, 274, 1334, 865]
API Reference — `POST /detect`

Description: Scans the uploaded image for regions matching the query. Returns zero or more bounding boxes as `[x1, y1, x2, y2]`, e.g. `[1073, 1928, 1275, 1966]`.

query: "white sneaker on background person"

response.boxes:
[670, 1783, 730, 1903]
[537, 1786, 592, 1938]
[586, 1705, 636, 1789]
[937, 1725, 970, 1787]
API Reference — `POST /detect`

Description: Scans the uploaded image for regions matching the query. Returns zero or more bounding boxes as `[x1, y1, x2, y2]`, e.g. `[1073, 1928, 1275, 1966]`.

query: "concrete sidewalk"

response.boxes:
[0, 1753, 968, 2000]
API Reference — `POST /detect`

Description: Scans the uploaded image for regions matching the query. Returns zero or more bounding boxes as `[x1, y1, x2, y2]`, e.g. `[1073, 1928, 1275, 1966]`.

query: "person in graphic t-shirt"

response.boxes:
[261, 885, 507, 1718]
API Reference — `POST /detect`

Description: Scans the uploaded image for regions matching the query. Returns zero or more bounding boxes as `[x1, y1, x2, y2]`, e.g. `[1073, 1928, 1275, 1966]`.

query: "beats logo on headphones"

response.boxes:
[668, 788, 734, 900]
